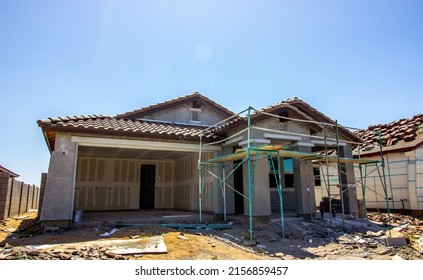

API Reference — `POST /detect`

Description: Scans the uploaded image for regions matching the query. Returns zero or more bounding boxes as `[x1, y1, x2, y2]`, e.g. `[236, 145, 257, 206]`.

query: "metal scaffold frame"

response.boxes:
[197, 106, 390, 240]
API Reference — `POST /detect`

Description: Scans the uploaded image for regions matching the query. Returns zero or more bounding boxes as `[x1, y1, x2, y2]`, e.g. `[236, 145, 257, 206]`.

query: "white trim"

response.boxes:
[239, 138, 271, 146]
[264, 133, 301, 141]
[189, 120, 202, 124]
[311, 140, 347, 146]
[223, 136, 243, 146]
[290, 142, 315, 148]
[189, 108, 202, 112]
[71, 136, 221, 152]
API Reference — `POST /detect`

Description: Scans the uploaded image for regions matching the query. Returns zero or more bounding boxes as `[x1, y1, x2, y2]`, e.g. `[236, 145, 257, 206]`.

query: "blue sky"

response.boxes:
[1, 0, 422, 185]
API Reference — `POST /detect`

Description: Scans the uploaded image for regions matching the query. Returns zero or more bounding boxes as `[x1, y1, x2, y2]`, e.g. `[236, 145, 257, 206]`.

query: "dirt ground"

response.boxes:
[1, 211, 422, 260]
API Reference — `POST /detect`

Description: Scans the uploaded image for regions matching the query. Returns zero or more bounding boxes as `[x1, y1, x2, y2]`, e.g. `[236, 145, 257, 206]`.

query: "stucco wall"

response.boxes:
[142, 103, 226, 126]
[352, 148, 423, 211]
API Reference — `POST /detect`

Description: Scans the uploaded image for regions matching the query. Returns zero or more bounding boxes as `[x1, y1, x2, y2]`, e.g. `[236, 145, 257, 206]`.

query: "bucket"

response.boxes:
[73, 210, 83, 223]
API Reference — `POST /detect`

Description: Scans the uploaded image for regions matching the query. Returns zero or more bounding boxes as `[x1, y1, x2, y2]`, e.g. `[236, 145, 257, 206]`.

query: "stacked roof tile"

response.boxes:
[354, 113, 423, 155]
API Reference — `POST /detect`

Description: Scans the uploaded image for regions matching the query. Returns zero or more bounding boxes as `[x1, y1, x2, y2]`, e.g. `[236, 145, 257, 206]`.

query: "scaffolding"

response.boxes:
[197, 106, 390, 240]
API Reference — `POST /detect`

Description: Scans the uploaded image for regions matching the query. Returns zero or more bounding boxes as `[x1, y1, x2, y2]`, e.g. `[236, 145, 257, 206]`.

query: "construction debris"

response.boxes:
[368, 213, 423, 230]
[384, 237, 408, 247]
[14, 215, 29, 220]
[1, 211, 422, 260]
[177, 235, 189, 240]
[99, 228, 118, 237]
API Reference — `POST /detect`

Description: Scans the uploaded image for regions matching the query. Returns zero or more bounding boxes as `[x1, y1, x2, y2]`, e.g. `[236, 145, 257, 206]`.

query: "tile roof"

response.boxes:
[38, 115, 216, 141]
[354, 113, 423, 156]
[284, 97, 360, 143]
[116, 92, 235, 119]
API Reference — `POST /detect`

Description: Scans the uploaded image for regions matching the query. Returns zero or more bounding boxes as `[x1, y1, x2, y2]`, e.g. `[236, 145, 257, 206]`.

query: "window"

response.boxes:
[189, 108, 201, 123]
[268, 157, 294, 188]
[313, 167, 321, 186]
[191, 111, 199, 121]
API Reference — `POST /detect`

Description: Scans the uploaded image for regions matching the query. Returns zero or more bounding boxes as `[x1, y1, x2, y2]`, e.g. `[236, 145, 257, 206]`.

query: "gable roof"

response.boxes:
[215, 102, 323, 135]
[37, 115, 216, 153]
[116, 92, 235, 119]
[37, 93, 360, 153]
[354, 113, 423, 156]
[284, 97, 360, 143]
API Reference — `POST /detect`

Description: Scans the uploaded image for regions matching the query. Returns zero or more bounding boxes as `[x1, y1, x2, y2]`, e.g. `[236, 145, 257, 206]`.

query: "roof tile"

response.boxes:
[38, 116, 215, 140]
[354, 113, 423, 154]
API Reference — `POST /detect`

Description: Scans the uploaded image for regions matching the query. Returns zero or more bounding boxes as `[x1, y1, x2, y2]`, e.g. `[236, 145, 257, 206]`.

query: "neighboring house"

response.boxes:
[353, 114, 423, 214]
[0, 165, 20, 178]
[37, 93, 360, 227]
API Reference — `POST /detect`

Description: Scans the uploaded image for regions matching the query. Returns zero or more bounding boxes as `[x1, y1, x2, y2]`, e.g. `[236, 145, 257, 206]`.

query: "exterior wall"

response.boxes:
[225, 117, 360, 217]
[243, 156, 271, 216]
[292, 144, 316, 216]
[74, 152, 218, 213]
[38, 173, 47, 219]
[156, 161, 173, 209]
[314, 163, 339, 205]
[253, 118, 311, 139]
[174, 152, 217, 212]
[339, 145, 358, 214]
[353, 148, 423, 211]
[74, 157, 175, 210]
[174, 154, 196, 210]
[40, 132, 78, 227]
[416, 147, 423, 210]
[75, 157, 176, 211]
[142, 103, 226, 126]
[270, 158, 296, 212]
[217, 162, 236, 215]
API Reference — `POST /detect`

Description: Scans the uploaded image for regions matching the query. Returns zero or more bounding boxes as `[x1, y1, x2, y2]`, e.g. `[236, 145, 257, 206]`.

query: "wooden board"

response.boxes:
[107, 236, 167, 255]
[202, 144, 379, 165]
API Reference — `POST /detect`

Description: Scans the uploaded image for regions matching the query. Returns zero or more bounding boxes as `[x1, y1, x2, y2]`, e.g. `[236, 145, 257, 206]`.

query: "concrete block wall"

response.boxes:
[0, 173, 12, 219]
[0, 172, 40, 220]
[38, 173, 47, 219]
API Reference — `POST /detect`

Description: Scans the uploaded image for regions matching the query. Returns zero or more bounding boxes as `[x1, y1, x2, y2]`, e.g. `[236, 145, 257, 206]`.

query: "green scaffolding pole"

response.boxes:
[198, 134, 203, 223]
[222, 165, 227, 221]
[270, 152, 285, 239]
[247, 106, 253, 240]
[386, 154, 395, 209]
[378, 131, 391, 225]
[359, 163, 368, 219]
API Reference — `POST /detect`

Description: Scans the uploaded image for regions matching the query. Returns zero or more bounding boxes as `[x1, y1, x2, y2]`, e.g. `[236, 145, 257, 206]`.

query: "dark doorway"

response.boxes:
[140, 164, 155, 209]
[233, 160, 244, 214]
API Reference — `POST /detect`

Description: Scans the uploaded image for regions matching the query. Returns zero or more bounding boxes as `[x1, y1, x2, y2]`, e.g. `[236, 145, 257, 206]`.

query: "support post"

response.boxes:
[378, 131, 391, 224]
[247, 107, 253, 240]
[359, 163, 368, 219]
[222, 165, 227, 221]
[198, 135, 203, 223]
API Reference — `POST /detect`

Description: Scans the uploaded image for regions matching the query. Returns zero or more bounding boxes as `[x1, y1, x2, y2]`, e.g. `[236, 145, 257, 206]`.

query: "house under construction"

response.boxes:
[38, 93, 381, 235]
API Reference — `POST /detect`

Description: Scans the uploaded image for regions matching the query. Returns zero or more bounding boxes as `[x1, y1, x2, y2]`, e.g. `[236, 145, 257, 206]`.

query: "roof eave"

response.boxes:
[354, 140, 423, 158]
[40, 125, 219, 144]
[116, 93, 235, 119]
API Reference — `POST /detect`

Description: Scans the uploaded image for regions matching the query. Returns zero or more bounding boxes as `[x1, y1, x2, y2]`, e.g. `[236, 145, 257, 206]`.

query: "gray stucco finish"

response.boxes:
[40, 133, 77, 223]
[293, 145, 317, 216]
